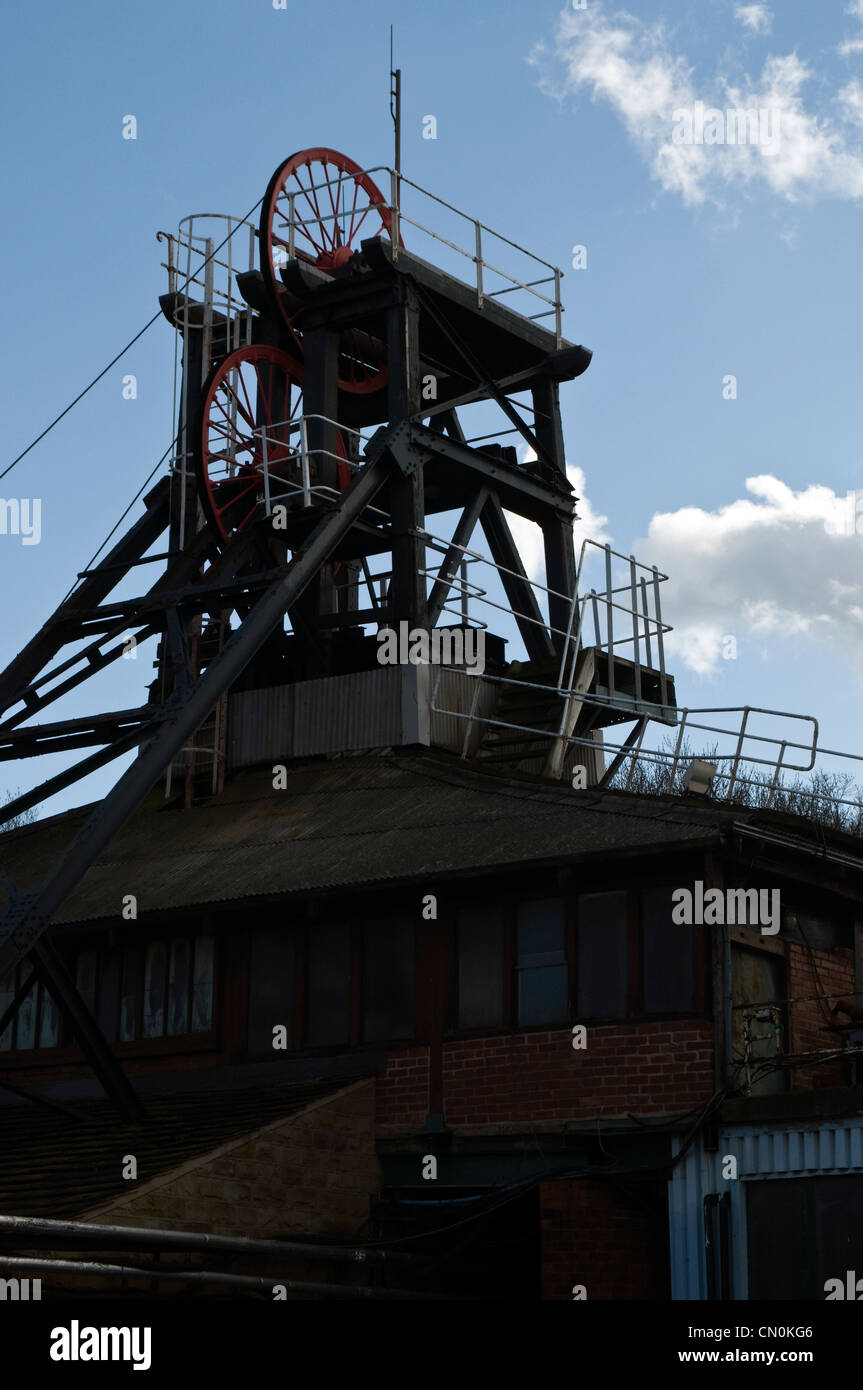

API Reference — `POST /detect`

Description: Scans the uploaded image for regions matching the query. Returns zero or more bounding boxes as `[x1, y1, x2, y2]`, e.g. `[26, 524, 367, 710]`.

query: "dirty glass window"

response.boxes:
[0, 964, 59, 1051]
[248, 927, 295, 1053]
[142, 941, 167, 1037]
[642, 886, 694, 1012]
[308, 924, 351, 1046]
[119, 943, 141, 1041]
[363, 920, 415, 1041]
[577, 892, 628, 1018]
[167, 937, 191, 1036]
[458, 905, 505, 1029]
[191, 935, 215, 1034]
[517, 899, 568, 1026]
[731, 945, 786, 1096]
[96, 946, 121, 1044]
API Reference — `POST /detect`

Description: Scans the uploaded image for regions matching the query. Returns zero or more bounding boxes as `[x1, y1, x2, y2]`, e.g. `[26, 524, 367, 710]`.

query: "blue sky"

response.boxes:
[1, 0, 862, 818]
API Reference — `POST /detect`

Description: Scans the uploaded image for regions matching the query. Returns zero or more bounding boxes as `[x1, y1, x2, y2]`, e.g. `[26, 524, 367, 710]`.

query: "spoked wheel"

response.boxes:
[195, 343, 349, 547]
[260, 148, 402, 394]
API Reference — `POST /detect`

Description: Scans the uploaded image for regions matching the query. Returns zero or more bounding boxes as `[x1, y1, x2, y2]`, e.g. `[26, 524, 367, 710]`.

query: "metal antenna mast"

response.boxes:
[390, 26, 401, 218]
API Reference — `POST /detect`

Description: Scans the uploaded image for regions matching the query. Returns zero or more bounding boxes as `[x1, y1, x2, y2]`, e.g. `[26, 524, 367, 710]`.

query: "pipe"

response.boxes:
[0, 1255, 432, 1300]
[0, 1213, 421, 1268]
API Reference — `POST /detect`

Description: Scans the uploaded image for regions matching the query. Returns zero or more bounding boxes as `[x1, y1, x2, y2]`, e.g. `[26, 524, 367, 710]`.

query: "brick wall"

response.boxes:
[540, 1176, 669, 1300]
[375, 1046, 430, 1133]
[84, 1079, 379, 1239]
[788, 942, 856, 1090]
[440, 1021, 714, 1128]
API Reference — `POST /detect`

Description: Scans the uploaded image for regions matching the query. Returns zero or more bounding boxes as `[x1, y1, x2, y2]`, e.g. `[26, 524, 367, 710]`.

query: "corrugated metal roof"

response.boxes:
[0, 751, 732, 926]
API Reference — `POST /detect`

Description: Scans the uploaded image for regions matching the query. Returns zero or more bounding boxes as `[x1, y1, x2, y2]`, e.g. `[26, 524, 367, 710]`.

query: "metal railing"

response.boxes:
[158, 214, 257, 543]
[253, 413, 392, 527]
[270, 163, 565, 345]
[420, 527, 863, 813]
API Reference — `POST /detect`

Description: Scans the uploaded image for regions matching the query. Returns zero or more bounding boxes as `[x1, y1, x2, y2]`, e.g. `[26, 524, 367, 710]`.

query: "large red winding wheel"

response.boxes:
[195, 343, 349, 547]
[260, 148, 402, 394]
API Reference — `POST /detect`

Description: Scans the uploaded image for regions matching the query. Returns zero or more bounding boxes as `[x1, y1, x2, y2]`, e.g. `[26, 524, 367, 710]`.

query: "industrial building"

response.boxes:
[1, 138, 862, 1300]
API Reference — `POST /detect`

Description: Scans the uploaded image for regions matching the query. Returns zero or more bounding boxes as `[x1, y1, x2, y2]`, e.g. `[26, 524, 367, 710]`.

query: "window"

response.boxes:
[0, 933, 216, 1054]
[732, 944, 786, 1096]
[248, 927, 295, 1053]
[458, 906, 505, 1029]
[132, 935, 214, 1040]
[0, 965, 58, 1051]
[641, 886, 694, 1013]
[517, 899, 568, 1026]
[363, 920, 414, 1041]
[577, 891, 628, 1018]
[307, 924, 351, 1046]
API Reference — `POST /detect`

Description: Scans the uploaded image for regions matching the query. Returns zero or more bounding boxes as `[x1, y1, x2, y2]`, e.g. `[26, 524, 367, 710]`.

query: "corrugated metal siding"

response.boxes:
[228, 685, 293, 766]
[669, 1117, 863, 1299]
[292, 668, 402, 756]
[429, 670, 498, 755]
[229, 669, 404, 767]
[229, 667, 501, 767]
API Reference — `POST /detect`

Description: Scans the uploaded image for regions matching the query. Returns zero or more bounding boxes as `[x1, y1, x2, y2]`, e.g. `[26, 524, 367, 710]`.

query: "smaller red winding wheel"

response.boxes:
[260, 148, 402, 394]
[195, 343, 349, 546]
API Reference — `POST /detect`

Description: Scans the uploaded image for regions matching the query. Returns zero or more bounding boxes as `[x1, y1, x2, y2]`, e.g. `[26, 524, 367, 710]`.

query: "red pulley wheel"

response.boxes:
[260, 148, 403, 394]
[195, 343, 349, 547]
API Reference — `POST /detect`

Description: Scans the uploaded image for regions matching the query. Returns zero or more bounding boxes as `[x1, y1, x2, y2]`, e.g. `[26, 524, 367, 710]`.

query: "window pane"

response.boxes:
[248, 927, 295, 1053]
[363, 921, 414, 1042]
[732, 946, 786, 1096]
[458, 906, 504, 1029]
[517, 899, 567, 1026]
[308, 924, 351, 1046]
[38, 985, 59, 1048]
[76, 950, 98, 1013]
[119, 944, 140, 1042]
[142, 941, 166, 1037]
[577, 892, 628, 1018]
[0, 971, 15, 1051]
[642, 886, 694, 1012]
[191, 935, 215, 1033]
[16, 975, 37, 1050]
[96, 947, 121, 1044]
[167, 938, 191, 1036]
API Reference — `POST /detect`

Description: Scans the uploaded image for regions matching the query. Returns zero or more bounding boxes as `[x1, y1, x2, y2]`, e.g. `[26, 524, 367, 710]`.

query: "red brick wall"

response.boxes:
[440, 1021, 714, 1128]
[375, 1046, 430, 1132]
[540, 1176, 668, 1300]
[787, 942, 856, 1090]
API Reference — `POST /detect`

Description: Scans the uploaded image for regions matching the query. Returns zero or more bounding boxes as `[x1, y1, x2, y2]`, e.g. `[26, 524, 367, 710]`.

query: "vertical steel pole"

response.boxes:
[300, 416, 311, 508]
[605, 545, 615, 703]
[259, 424, 271, 517]
[629, 554, 641, 705]
[653, 565, 668, 710]
[640, 576, 652, 669]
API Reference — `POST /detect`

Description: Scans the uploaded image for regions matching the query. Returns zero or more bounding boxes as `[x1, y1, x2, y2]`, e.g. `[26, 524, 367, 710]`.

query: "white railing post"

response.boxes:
[259, 424, 271, 517]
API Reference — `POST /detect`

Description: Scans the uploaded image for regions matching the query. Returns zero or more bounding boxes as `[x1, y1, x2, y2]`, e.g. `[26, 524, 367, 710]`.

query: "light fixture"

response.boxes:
[682, 758, 717, 796]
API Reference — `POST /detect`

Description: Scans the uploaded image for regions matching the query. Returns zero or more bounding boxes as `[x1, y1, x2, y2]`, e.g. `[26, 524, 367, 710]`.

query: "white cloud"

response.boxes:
[634, 475, 863, 680]
[530, 4, 863, 207]
[839, 1, 863, 56]
[839, 80, 863, 127]
[735, 4, 772, 35]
